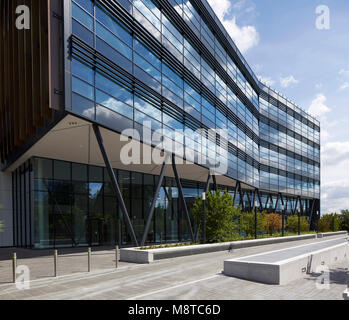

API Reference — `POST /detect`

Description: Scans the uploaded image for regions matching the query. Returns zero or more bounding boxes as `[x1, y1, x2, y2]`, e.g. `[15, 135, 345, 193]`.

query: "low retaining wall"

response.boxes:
[224, 238, 349, 285]
[120, 232, 348, 264]
[317, 231, 348, 238]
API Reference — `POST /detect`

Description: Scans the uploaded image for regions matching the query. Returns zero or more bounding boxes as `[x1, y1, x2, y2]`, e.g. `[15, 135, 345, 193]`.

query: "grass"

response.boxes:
[138, 231, 319, 250]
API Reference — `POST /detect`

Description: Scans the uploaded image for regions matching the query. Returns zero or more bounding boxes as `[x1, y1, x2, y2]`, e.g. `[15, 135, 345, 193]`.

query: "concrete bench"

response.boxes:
[224, 237, 349, 285]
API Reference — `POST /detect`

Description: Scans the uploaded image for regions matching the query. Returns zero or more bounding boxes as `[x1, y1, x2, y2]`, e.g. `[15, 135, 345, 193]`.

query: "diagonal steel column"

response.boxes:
[92, 124, 139, 247]
[212, 174, 217, 192]
[293, 197, 299, 215]
[172, 153, 195, 242]
[275, 193, 280, 212]
[141, 154, 169, 246]
[195, 172, 211, 242]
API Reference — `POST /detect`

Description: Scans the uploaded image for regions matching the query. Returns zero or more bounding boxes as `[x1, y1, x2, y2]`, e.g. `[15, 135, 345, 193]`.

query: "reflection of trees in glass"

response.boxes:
[0, 220, 3, 233]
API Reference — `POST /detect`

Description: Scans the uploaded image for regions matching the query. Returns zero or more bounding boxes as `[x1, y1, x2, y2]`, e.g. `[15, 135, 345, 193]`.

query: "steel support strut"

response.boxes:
[93, 124, 139, 247]
[141, 154, 169, 246]
[172, 153, 195, 242]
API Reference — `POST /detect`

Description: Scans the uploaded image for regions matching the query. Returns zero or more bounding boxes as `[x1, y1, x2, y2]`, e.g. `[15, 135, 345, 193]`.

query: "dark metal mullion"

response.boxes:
[29, 160, 32, 247]
[92, 124, 138, 246]
[16, 170, 19, 246]
[52, 159, 56, 248]
[12, 171, 15, 246]
[172, 154, 195, 242]
[141, 155, 169, 246]
[20, 166, 23, 246]
[70, 161, 74, 247]
[23, 163, 27, 247]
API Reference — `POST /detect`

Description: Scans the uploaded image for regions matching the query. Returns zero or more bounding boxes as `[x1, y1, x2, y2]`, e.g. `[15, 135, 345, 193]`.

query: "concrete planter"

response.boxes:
[224, 237, 349, 285]
[120, 232, 348, 264]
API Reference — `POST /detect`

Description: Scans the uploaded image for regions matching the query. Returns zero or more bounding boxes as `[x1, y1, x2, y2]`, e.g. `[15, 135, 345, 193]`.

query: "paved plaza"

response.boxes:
[0, 235, 348, 300]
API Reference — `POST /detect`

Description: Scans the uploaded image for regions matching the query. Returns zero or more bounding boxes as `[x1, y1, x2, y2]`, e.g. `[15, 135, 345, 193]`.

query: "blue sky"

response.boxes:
[207, 0, 349, 214]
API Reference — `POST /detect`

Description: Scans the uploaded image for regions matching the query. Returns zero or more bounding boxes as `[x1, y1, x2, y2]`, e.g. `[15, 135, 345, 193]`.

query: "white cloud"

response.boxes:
[322, 142, 349, 166]
[280, 75, 299, 88]
[321, 180, 349, 214]
[207, 0, 259, 53]
[339, 82, 349, 91]
[308, 94, 331, 118]
[339, 69, 349, 77]
[258, 75, 275, 87]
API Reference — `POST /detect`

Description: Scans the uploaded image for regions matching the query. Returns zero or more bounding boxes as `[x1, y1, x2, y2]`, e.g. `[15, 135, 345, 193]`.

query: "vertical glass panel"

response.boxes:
[54, 160, 71, 181]
[72, 194, 88, 246]
[34, 158, 52, 179]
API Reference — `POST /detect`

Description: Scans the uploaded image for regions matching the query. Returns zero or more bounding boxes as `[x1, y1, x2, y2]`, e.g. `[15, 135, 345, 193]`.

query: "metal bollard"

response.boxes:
[88, 248, 91, 272]
[54, 250, 58, 277]
[115, 245, 119, 269]
[12, 253, 17, 284]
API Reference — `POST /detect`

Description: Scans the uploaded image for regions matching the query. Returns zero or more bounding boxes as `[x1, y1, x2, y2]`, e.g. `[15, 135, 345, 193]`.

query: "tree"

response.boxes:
[265, 214, 282, 235]
[287, 215, 310, 233]
[192, 190, 239, 243]
[318, 213, 341, 232]
[340, 210, 349, 232]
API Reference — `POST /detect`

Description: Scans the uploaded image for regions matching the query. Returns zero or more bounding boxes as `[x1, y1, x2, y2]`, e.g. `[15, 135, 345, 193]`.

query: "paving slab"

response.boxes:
[0, 235, 348, 300]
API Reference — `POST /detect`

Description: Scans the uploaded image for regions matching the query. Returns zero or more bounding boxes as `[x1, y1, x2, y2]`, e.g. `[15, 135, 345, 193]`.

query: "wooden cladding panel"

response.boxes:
[0, 0, 63, 165]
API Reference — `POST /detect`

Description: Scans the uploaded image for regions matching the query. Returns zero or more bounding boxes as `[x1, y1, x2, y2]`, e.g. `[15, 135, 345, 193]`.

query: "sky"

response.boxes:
[206, 0, 349, 214]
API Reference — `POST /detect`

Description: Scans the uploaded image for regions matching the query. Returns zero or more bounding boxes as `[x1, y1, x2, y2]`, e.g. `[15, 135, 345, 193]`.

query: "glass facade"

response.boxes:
[9, 0, 320, 248]
[68, 0, 320, 198]
[12, 157, 316, 248]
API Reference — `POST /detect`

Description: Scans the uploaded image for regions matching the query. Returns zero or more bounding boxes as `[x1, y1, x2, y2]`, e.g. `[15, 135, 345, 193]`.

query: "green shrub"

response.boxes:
[318, 213, 341, 232]
[286, 216, 310, 233]
[192, 190, 239, 243]
[240, 211, 267, 237]
[340, 210, 349, 232]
